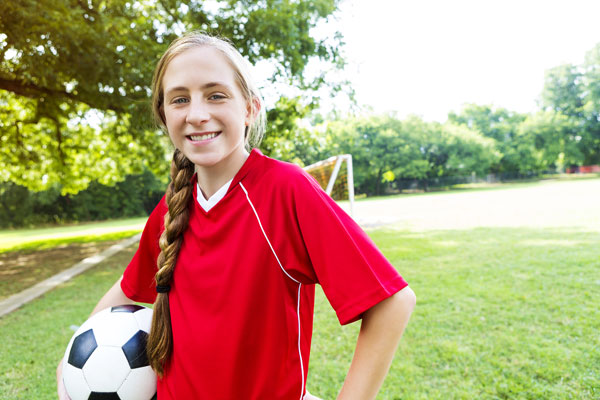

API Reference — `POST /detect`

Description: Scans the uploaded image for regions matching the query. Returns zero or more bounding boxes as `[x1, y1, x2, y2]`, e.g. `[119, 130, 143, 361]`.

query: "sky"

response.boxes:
[310, 0, 600, 122]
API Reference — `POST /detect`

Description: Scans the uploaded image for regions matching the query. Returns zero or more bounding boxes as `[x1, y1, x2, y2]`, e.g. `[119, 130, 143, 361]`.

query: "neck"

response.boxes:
[195, 149, 250, 199]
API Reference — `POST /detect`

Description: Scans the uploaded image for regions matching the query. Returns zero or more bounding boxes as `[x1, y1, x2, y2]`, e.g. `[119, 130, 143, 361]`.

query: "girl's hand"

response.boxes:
[56, 358, 71, 400]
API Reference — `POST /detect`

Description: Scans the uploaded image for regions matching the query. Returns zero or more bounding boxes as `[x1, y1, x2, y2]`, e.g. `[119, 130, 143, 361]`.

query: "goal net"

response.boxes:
[303, 154, 354, 217]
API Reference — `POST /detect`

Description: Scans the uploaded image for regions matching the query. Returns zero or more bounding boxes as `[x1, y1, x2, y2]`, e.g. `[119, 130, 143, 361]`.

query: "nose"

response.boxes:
[186, 99, 210, 125]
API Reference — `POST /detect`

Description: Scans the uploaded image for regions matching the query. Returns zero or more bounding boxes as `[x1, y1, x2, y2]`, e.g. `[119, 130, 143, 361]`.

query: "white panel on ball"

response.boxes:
[62, 363, 91, 400]
[82, 346, 130, 392]
[133, 308, 153, 332]
[92, 311, 139, 346]
[118, 366, 158, 400]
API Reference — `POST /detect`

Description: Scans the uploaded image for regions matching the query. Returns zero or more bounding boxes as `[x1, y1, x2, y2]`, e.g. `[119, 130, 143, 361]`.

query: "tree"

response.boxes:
[448, 104, 526, 173]
[326, 115, 433, 195]
[541, 64, 585, 118]
[324, 114, 500, 195]
[325, 115, 418, 195]
[541, 56, 600, 165]
[0, 0, 343, 193]
[517, 111, 581, 171]
[581, 44, 600, 163]
[260, 96, 325, 166]
[439, 123, 500, 177]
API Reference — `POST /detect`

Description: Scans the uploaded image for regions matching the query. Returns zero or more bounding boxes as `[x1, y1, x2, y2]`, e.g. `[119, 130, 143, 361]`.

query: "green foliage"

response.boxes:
[323, 114, 500, 195]
[0, 169, 164, 228]
[260, 96, 325, 166]
[448, 104, 528, 173]
[542, 64, 585, 118]
[326, 115, 426, 195]
[541, 46, 600, 164]
[0, 0, 343, 193]
[518, 111, 582, 170]
[439, 123, 500, 177]
[581, 44, 600, 163]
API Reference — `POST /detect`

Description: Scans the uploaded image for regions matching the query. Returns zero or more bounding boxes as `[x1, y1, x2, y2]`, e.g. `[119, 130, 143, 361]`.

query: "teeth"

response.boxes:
[189, 132, 218, 142]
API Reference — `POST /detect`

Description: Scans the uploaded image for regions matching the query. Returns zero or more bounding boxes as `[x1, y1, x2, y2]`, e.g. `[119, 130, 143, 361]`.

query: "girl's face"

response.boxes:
[161, 46, 251, 171]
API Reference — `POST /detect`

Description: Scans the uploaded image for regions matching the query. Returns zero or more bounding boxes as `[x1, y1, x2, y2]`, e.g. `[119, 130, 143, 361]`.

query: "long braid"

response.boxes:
[147, 149, 195, 376]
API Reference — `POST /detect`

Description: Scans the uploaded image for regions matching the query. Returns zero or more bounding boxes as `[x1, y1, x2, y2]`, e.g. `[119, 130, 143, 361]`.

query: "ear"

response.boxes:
[245, 96, 261, 126]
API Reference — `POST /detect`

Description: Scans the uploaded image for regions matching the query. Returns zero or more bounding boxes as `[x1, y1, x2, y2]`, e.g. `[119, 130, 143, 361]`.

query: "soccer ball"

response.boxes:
[62, 304, 157, 400]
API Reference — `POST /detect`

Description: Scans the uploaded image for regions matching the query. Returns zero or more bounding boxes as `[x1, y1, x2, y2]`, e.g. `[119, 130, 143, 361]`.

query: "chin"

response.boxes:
[186, 155, 220, 168]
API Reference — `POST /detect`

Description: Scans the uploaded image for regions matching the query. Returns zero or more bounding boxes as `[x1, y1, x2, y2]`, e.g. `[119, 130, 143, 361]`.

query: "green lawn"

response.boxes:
[0, 246, 137, 399]
[1, 226, 598, 399]
[0, 217, 146, 253]
[310, 227, 600, 399]
[1, 178, 599, 399]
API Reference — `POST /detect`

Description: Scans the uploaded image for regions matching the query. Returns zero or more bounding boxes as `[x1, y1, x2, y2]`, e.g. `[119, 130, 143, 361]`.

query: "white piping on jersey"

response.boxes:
[238, 182, 300, 285]
[239, 182, 306, 400]
[296, 283, 304, 400]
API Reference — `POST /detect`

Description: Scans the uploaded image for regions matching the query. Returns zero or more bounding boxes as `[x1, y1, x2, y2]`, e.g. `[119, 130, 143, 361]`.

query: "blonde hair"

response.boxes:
[146, 32, 266, 376]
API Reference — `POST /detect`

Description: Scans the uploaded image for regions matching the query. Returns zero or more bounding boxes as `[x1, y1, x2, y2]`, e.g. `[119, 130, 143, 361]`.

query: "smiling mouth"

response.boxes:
[187, 132, 220, 142]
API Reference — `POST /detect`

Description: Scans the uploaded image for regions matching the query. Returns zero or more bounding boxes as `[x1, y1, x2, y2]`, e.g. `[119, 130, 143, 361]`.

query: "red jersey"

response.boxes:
[121, 149, 407, 400]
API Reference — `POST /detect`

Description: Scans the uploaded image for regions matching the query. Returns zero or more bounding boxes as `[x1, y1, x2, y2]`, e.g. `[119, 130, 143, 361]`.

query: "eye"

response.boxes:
[172, 97, 189, 104]
[209, 93, 226, 101]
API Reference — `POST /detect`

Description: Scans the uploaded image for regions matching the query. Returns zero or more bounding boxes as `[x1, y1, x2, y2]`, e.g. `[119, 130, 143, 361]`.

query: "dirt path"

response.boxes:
[340, 178, 600, 232]
[0, 240, 121, 300]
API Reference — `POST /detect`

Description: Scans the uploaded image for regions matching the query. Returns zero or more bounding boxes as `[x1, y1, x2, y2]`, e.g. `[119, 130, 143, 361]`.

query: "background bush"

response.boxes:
[0, 169, 164, 228]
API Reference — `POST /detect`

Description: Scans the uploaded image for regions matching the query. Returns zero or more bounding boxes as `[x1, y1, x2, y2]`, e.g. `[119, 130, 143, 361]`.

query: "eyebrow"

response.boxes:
[164, 82, 233, 97]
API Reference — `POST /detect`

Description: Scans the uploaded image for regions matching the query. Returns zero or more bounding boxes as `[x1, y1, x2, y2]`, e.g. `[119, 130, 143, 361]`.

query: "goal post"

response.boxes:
[303, 154, 355, 217]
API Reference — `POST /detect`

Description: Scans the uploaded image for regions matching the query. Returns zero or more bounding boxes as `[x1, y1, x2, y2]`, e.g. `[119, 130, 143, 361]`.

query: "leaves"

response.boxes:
[540, 45, 600, 165]
[323, 114, 499, 195]
[0, 0, 342, 193]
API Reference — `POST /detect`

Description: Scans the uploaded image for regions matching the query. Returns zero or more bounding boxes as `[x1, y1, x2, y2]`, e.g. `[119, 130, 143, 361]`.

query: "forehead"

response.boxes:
[162, 46, 238, 90]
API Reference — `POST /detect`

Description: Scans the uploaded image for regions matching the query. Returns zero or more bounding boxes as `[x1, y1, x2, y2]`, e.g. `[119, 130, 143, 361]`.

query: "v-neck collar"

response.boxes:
[191, 148, 263, 214]
[196, 178, 233, 212]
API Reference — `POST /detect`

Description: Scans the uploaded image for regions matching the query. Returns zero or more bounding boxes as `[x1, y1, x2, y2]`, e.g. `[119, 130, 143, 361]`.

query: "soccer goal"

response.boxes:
[303, 154, 355, 217]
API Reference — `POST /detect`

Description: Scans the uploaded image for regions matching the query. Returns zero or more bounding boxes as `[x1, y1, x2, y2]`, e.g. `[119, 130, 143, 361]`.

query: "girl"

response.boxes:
[57, 32, 415, 400]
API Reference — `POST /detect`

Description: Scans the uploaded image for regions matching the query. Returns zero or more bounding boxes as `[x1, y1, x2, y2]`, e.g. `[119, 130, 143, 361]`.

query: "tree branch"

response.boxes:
[158, 0, 179, 22]
[0, 77, 126, 113]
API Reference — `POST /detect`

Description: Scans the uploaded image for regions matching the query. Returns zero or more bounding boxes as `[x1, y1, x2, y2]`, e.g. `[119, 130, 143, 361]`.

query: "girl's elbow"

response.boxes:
[396, 285, 416, 311]
[361, 286, 415, 332]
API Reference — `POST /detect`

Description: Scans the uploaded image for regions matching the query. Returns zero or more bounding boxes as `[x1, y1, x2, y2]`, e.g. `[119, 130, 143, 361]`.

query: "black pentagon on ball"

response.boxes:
[122, 330, 149, 369]
[111, 304, 144, 313]
[68, 329, 97, 368]
[88, 392, 121, 400]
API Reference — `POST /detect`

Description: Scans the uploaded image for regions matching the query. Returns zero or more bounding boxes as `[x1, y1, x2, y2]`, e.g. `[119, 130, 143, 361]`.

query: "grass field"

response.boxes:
[0, 217, 146, 253]
[1, 178, 599, 399]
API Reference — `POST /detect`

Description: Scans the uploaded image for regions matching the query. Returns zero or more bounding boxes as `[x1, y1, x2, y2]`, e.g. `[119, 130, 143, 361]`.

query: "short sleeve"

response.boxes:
[121, 195, 167, 304]
[293, 170, 408, 325]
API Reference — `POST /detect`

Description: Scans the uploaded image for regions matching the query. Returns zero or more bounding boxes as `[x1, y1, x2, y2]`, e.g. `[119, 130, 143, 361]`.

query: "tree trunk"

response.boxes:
[375, 168, 382, 196]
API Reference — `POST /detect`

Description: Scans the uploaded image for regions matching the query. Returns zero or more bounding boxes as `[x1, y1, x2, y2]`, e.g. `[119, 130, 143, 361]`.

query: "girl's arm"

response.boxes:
[337, 285, 416, 400]
[87, 275, 136, 315]
[57, 276, 136, 400]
